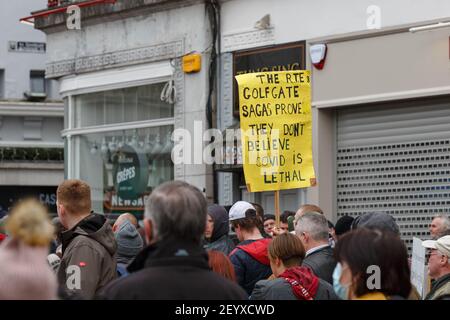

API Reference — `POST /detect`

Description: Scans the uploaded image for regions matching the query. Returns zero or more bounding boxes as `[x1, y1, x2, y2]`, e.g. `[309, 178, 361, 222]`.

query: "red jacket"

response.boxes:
[229, 238, 272, 295]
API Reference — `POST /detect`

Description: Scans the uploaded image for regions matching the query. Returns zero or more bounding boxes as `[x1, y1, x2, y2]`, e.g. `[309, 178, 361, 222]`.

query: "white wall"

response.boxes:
[46, 3, 210, 62]
[221, 0, 450, 44]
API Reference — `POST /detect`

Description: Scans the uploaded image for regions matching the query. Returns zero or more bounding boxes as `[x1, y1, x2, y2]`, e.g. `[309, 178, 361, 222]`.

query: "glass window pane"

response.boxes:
[73, 83, 173, 128]
[30, 70, 45, 93]
[77, 125, 174, 218]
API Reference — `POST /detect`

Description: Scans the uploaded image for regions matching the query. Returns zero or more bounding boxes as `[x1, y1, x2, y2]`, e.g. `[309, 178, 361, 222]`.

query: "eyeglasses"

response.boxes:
[426, 250, 444, 260]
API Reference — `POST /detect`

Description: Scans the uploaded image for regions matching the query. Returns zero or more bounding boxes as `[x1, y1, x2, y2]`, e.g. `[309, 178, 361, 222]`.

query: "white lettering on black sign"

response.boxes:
[116, 167, 136, 184]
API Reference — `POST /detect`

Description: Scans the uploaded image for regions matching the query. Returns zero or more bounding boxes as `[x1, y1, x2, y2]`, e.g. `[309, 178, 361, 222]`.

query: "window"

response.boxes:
[30, 70, 46, 93]
[0, 69, 4, 98]
[67, 82, 175, 217]
[73, 83, 173, 128]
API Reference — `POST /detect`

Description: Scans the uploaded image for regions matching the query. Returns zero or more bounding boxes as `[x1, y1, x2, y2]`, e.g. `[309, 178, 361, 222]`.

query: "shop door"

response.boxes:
[336, 99, 450, 250]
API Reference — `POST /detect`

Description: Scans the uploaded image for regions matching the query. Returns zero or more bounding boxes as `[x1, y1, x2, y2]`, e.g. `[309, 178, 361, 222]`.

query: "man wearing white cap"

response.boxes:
[228, 201, 272, 296]
[423, 235, 450, 300]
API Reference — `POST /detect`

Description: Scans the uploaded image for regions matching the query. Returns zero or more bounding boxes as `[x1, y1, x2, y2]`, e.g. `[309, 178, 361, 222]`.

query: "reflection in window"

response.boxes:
[74, 83, 174, 128]
[79, 126, 174, 218]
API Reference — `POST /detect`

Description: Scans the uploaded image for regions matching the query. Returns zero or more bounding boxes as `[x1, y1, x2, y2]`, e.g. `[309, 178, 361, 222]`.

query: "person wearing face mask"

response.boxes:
[203, 204, 235, 255]
[332, 228, 411, 300]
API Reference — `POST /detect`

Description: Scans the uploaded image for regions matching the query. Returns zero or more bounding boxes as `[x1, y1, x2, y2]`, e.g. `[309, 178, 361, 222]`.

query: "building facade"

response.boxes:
[0, 0, 63, 215]
[217, 0, 450, 247]
[33, 0, 450, 245]
[33, 0, 215, 218]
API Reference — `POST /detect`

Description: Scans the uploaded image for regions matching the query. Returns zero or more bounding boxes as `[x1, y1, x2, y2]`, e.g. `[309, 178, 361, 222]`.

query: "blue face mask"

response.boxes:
[333, 262, 349, 300]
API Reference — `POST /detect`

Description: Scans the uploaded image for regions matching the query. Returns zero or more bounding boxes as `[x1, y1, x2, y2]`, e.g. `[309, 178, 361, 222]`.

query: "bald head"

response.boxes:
[294, 204, 323, 226]
[113, 213, 138, 233]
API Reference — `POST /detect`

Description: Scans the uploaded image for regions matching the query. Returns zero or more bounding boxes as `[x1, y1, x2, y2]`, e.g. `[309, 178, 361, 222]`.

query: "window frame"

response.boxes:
[60, 62, 175, 179]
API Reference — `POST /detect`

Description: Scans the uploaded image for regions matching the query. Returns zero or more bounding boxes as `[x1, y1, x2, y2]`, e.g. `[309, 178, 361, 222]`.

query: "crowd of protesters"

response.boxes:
[0, 179, 449, 300]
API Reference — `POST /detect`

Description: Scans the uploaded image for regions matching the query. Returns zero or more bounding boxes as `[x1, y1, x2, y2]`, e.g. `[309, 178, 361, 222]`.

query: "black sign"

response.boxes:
[233, 41, 306, 117]
[8, 41, 46, 53]
[0, 186, 57, 216]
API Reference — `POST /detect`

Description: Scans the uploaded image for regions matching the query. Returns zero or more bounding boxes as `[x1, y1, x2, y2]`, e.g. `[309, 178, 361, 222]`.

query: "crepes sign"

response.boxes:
[113, 144, 149, 199]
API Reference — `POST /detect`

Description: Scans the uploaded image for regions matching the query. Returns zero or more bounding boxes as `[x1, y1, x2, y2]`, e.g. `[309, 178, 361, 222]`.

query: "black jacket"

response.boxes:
[229, 239, 272, 296]
[203, 234, 235, 255]
[97, 237, 247, 300]
[302, 245, 336, 284]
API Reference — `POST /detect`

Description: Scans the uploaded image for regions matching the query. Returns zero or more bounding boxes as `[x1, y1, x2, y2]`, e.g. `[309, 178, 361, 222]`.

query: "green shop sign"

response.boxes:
[113, 144, 149, 199]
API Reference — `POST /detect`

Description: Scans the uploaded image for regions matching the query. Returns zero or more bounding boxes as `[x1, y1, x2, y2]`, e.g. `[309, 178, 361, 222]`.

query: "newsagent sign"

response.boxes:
[235, 70, 315, 192]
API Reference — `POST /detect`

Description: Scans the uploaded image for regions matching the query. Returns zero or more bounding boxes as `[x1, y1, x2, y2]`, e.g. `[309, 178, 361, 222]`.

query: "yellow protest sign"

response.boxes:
[235, 71, 315, 192]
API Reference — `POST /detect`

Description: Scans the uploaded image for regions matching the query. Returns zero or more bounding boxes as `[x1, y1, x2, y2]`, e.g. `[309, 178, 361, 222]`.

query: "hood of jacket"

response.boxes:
[207, 204, 229, 243]
[61, 213, 117, 256]
[232, 238, 271, 265]
[127, 236, 209, 273]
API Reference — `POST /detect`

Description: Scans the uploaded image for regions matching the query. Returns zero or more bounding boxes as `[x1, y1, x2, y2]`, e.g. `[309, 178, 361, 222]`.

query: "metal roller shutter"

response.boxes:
[336, 100, 450, 250]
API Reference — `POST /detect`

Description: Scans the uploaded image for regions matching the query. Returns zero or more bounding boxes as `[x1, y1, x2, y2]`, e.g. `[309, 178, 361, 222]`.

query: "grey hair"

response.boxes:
[144, 181, 207, 243]
[295, 212, 329, 241]
[434, 214, 450, 231]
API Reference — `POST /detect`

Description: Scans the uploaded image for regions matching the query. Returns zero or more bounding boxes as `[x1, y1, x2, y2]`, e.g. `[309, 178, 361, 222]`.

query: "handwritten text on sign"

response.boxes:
[235, 71, 315, 192]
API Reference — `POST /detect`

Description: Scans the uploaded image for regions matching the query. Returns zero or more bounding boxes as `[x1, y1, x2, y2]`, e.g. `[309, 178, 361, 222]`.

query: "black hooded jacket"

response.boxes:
[97, 236, 247, 300]
[203, 204, 235, 255]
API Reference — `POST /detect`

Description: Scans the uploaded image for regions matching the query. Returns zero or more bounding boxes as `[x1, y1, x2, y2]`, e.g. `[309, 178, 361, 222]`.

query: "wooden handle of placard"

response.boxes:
[275, 190, 280, 228]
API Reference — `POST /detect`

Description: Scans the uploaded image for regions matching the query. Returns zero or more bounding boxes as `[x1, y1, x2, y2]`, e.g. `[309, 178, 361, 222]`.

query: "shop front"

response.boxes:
[0, 185, 58, 216]
[60, 65, 176, 218]
[310, 25, 450, 248]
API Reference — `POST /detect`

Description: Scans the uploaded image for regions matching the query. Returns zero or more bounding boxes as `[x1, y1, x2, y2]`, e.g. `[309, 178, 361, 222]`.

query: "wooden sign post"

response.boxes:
[274, 190, 280, 227]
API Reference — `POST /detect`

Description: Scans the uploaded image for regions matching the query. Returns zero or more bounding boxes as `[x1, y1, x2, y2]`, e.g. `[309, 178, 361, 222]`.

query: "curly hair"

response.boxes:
[5, 198, 54, 247]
